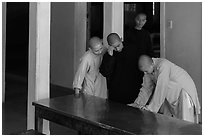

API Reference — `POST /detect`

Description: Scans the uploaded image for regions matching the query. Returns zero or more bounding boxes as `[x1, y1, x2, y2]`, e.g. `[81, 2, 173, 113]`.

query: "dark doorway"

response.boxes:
[3, 2, 29, 134]
[124, 2, 160, 57]
[6, 2, 29, 78]
[86, 2, 103, 50]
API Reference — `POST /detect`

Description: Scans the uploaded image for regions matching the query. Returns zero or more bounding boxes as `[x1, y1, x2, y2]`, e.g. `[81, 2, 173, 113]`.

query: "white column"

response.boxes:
[2, 2, 6, 103]
[160, 2, 166, 58]
[103, 2, 124, 47]
[27, 2, 50, 134]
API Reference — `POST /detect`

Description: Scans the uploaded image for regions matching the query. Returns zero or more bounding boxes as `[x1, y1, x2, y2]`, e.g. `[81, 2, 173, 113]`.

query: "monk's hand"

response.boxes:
[141, 106, 150, 111]
[128, 103, 141, 109]
[74, 88, 80, 98]
[127, 103, 135, 107]
[108, 46, 115, 56]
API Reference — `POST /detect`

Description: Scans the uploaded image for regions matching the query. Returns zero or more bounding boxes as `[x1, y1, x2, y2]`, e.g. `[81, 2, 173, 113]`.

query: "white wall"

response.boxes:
[50, 2, 75, 88]
[50, 2, 86, 88]
[164, 2, 202, 121]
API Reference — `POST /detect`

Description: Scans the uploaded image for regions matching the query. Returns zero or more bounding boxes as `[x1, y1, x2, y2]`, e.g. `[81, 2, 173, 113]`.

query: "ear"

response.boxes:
[144, 20, 147, 23]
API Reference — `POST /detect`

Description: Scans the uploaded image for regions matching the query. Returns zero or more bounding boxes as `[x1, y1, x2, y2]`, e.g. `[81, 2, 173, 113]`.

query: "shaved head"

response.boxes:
[135, 13, 146, 20]
[89, 37, 102, 49]
[139, 55, 152, 66]
[138, 55, 154, 73]
[107, 33, 121, 45]
[89, 37, 103, 55]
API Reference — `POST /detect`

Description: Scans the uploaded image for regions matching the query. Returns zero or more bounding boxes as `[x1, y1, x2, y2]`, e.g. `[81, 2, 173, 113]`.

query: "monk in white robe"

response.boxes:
[136, 55, 200, 123]
[73, 37, 107, 99]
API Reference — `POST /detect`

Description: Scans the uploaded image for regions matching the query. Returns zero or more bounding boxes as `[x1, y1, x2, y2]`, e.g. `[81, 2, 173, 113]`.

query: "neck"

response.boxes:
[135, 26, 142, 30]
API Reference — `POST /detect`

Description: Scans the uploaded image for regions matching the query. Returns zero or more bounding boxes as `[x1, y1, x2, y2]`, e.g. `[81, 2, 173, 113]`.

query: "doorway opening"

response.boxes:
[124, 2, 160, 57]
[86, 2, 104, 50]
[3, 2, 29, 134]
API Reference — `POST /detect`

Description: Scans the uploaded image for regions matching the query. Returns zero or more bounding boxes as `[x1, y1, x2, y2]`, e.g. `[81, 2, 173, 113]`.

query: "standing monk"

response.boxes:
[100, 28, 152, 104]
[122, 13, 153, 103]
[73, 37, 107, 99]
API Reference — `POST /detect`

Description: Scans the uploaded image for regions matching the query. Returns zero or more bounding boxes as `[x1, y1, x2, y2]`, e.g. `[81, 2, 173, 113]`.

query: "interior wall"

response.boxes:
[50, 3, 75, 88]
[165, 2, 202, 121]
[73, 3, 87, 75]
[50, 2, 86, 89]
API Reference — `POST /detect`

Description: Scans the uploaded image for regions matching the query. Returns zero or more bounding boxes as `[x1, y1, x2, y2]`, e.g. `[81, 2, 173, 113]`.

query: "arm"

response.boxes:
[128, 74, 154, 108]
[73, 56, 89, 94]
[129, 87, 152, 108]
[99, 52, 116, 78]
[147, 62, 170, 112]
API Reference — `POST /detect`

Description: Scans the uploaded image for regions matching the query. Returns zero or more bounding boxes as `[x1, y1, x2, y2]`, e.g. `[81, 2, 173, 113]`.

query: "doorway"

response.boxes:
[86, 2, 103, 50]
[124, 2, 160, 57]
[3, 2, 29, 134]
[6, 2, 29, 79]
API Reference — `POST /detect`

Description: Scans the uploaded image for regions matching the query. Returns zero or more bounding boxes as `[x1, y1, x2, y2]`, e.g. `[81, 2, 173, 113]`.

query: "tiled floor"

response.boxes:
[2, 73, 77, 135]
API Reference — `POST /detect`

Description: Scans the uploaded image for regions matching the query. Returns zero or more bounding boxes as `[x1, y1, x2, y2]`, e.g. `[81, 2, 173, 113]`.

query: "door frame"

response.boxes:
[160, 2, 166, 58]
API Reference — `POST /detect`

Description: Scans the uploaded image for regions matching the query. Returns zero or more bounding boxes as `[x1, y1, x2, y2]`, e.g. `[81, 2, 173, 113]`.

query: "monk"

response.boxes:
[73, 37, 107, 99]
[135, 55, 200, 123]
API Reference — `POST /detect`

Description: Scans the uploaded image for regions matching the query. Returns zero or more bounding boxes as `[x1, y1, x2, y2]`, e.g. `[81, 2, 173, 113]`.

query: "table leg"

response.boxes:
[35, 108, 43, 133]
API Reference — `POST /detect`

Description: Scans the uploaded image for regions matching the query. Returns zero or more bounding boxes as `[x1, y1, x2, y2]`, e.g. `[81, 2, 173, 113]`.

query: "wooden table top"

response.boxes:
[33, 94, 202, 135]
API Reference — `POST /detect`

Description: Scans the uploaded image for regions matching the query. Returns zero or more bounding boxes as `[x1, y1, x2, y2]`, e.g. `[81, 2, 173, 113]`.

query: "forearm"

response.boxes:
[100, 54, 115, 77]
[147, 80, 168, 112]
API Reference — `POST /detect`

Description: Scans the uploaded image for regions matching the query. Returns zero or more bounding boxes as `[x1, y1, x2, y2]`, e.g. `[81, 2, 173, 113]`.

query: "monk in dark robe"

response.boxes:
[122, 13, 153, 103]
[100, 13, 153, 104]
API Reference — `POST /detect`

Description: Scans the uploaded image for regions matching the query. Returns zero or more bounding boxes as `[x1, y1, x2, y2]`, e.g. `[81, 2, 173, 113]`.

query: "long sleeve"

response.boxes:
[73, 57, 89, 90]
[99, 52, 115, 78]
[134, 88, 153, 107]
[128, 74, 154, 108]
[147, 62, 170, 112]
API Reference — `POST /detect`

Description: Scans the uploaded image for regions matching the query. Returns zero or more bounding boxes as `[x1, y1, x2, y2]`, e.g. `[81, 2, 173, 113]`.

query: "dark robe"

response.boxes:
[100, 28, 153, 104]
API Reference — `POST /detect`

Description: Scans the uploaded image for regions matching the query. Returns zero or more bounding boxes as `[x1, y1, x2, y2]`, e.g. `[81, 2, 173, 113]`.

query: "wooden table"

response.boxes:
[32, 94, 202, 135]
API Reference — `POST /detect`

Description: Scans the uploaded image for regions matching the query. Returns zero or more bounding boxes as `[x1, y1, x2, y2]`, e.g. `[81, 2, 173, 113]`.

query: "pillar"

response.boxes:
[103, 2, 124, 47]
[27, 2, 50, 134]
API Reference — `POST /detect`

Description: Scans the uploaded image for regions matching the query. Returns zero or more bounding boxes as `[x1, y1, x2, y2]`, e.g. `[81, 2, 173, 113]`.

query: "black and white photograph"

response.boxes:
[2, 1, 202, 135]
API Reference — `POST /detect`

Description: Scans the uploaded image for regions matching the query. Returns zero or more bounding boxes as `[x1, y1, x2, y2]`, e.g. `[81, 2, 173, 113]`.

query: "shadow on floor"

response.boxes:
[2, 73, 77, 135]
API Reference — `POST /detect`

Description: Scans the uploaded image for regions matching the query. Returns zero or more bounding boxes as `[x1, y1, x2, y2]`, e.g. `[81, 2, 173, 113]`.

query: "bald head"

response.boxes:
[138, 55, 153, 73]
[89, 37, 103, 55]
[139, 55, 152, 66]
[135, 13, 146, 20]
[107, 33, 121, 45]
[89, 37, 102, 49]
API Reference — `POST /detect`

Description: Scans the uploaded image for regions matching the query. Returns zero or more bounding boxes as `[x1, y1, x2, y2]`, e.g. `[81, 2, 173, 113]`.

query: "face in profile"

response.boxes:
[135, 14, 147, 29]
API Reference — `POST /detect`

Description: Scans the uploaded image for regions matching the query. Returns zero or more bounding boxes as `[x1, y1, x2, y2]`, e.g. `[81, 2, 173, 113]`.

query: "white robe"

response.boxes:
[73, 50, 107, 99]
[128, 74, 155, 108]
[146, 58, 200, 123]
